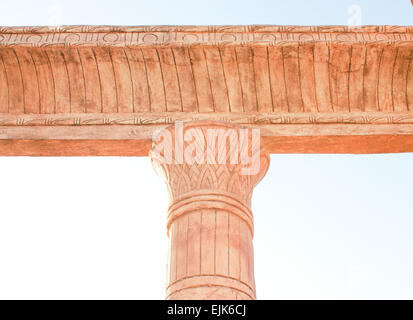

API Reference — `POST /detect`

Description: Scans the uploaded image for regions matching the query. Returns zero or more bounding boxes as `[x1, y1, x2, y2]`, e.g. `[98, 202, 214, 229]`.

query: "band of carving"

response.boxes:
[150, 121, 270, 208]
[166, 275, 255, 300]
[2, 25, 413, 34]
[2, 112, 413, 126]
[167, 190, 254, 235]
[1, 25, 413, 47]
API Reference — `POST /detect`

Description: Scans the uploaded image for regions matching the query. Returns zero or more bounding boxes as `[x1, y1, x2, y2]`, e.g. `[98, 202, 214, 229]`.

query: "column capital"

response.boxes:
[150, 121, 269, 228]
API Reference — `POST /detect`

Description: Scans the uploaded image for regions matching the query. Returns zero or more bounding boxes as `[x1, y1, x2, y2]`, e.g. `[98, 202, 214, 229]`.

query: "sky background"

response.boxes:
[0, 0, 412, 299]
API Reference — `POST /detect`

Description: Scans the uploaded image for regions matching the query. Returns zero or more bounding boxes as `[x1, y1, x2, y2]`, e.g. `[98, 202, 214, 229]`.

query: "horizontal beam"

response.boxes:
[0, 140, 151, 156]
[1, 112, 413, 126]
[1, 123, 413, 140]
[0, 25, 412, 156]
[1, 113, 413, 155]
[1, 135, 413, 156]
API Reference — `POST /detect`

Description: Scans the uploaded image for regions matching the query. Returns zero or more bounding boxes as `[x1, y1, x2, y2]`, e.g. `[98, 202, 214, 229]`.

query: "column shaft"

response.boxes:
[166, 196, 255, 300]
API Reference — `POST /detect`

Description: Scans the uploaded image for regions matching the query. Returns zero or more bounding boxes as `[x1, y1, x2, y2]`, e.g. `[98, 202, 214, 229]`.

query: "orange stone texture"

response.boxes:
[0, 25, 413, 299]
[0, 26, 412, 155]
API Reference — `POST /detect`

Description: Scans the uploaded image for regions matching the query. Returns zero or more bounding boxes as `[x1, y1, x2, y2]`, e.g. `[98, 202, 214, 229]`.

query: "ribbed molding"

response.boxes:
[167, 190, 254, 235]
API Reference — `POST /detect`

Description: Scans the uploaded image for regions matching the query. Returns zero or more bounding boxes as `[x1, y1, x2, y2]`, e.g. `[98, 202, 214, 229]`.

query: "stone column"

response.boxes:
[150, 121, 269, 300]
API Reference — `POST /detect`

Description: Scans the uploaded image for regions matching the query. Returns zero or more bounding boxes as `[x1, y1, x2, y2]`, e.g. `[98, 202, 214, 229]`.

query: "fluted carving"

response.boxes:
[0, 26, 412, 115]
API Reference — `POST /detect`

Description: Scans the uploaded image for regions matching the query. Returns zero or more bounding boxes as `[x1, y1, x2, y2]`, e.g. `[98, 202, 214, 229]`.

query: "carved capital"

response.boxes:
[150, 121, 269, 231]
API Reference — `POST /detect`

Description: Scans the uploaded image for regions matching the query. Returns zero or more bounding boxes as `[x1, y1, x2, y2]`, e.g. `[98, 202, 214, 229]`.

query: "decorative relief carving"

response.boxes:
[1, 112, 413, 126]
[0, 25, 413, 47]
[150, 121, 270, 229]
[1, 25, 413, 34]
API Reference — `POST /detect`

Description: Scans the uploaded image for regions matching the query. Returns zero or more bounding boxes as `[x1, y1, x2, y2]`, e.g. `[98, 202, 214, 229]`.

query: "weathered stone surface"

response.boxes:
[150, 121, 269, 299]
[0, 25, 412, 155]
[1, 25, 412, 300]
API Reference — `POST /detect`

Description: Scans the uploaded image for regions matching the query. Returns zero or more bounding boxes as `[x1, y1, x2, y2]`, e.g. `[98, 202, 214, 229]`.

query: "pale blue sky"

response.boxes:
[0, 0, 412, 299]
[0, 0, 412, 26]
